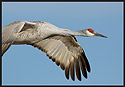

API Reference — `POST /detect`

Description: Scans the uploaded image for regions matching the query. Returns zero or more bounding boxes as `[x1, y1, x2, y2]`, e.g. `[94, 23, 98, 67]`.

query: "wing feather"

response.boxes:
[2, 21, 37, 56]
[79, 55, 87, 78]
[65, 63, 70, 79]
[30, 35, 90, 81]
[75, 58, 81, 81]
[2, 21, 25, 44]
[81, 53, 91, 72]
[2, 43, 11, 56]
[2, 21, 25, 55]
[70, 57, 75, 81]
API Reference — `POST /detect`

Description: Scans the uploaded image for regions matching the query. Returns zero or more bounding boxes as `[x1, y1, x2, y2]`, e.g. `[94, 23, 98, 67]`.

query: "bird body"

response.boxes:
[5, 21, 77, 44]
[2, 21, 107, 81]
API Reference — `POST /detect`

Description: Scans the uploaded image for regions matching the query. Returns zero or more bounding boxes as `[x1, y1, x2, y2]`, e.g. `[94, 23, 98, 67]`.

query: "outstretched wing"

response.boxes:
[2, 21, 37, 56]
[30, 35, 90, 81]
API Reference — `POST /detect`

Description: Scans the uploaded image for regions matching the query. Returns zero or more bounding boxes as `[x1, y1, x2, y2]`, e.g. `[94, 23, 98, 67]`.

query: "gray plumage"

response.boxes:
[2, 21, 107, 81]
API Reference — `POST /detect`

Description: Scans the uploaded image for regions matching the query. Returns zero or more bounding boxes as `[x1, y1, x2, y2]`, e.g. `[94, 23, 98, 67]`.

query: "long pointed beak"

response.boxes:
[95, 32, 107, 38]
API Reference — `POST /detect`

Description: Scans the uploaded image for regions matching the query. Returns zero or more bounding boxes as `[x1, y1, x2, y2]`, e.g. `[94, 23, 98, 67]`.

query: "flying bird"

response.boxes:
[2, 21, 107, 81]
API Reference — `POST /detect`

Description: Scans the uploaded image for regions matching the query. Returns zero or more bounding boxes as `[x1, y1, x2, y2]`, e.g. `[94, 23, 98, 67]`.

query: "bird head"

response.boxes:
[85, 28, 107, 38]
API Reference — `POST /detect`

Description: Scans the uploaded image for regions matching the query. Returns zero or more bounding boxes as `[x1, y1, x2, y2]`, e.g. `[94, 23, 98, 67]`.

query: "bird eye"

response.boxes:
[87, 29, 94, 33]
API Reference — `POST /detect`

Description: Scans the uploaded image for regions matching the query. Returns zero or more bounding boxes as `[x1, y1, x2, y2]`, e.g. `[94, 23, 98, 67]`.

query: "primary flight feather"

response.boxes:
[2, 21, 107, 81]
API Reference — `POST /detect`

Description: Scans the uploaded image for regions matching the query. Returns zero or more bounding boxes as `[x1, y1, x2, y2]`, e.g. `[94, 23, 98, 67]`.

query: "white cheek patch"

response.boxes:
[86, 30, 95, 37]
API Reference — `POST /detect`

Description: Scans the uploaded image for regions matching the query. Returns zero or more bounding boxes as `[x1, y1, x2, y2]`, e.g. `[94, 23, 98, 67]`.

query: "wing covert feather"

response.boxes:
[2, 21, 37, 55]
[2, 21, 25, 44]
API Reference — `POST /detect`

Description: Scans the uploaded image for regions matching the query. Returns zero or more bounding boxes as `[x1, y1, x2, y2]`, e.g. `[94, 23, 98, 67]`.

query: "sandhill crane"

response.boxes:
[2, 21, 107, 81]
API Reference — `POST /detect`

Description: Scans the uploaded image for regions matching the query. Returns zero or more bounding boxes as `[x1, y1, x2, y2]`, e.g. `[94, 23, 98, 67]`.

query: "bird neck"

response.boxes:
[59, 28, 87, 37]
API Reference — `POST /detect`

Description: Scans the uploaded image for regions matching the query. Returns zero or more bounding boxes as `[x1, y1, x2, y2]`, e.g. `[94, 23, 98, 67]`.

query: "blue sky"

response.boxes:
[2, 2, 123, 85]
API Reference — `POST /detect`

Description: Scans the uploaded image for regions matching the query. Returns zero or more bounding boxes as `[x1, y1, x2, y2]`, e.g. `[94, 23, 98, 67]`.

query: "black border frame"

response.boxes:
[1, 1, 124, 87]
